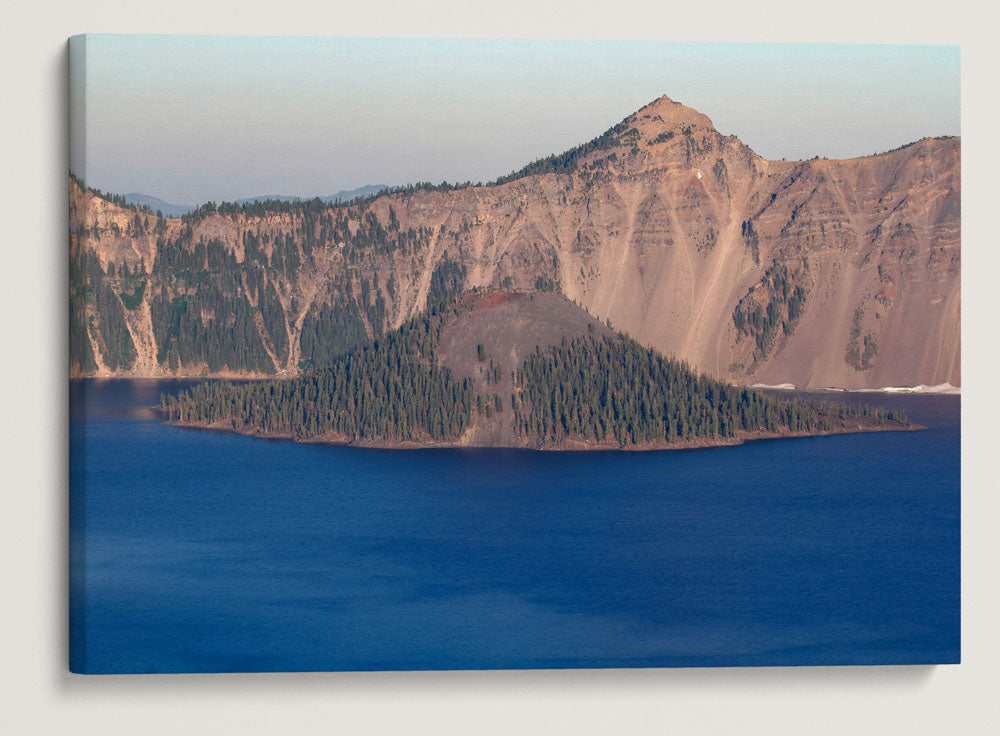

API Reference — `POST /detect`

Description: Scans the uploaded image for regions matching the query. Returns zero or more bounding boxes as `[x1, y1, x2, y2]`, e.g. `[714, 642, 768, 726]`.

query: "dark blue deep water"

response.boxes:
[69, 380, 959, 673]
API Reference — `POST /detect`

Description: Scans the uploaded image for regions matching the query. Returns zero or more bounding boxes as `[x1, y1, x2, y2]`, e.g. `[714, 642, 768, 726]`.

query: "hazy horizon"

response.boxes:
[70, 36, 960, 206]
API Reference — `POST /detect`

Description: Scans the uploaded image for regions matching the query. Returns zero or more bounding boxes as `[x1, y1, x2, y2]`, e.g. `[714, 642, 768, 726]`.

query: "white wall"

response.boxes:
[2, 2, 997, 734]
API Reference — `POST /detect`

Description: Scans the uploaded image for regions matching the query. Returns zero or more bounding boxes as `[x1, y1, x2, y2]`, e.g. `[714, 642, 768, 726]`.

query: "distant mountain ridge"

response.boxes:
[124, 185, 389, 216]
[123, 193, 194, 217]
[234, 185, 389, 206]
[71, 95, 959, 390]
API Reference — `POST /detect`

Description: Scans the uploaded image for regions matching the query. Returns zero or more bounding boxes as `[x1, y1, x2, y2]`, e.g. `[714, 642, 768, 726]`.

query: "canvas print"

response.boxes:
[68, 36, 960, 673]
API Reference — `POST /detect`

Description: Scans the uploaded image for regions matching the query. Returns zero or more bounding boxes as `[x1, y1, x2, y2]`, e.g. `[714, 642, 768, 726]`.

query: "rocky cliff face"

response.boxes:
[70, 95, 960, 388]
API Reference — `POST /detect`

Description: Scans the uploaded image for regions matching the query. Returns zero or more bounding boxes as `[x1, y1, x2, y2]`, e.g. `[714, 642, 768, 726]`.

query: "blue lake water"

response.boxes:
[69, 379, 960, 673]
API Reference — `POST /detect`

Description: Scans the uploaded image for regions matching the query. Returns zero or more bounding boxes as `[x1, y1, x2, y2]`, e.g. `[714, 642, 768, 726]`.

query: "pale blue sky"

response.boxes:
[70, 36, 960, 206]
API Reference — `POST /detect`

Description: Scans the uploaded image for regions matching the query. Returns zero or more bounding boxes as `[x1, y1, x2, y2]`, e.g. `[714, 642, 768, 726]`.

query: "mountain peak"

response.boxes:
[633, 95, 716, 132]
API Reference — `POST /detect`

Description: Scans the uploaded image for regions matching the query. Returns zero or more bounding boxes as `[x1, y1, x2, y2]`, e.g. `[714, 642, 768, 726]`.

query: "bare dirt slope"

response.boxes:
[437, 292, 612, 445]
[71, 95, 960, 388]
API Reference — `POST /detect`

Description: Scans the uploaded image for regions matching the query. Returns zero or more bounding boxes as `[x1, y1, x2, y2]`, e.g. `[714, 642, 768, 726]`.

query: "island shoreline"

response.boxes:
[165, 416, 924, 453]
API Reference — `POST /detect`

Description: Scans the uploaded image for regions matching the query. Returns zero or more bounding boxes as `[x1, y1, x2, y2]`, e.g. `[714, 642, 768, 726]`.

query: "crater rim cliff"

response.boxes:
[70, 94, 960, 390]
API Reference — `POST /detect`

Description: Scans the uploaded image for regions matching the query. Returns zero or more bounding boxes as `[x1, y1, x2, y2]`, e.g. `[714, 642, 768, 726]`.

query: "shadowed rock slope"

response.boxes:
[71, 95, 959, 389]
[436, 292, 615, 446]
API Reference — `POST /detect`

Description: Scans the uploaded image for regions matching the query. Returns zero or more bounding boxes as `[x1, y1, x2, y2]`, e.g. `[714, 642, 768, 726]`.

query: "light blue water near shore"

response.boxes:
[69, 380, 959, 673]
